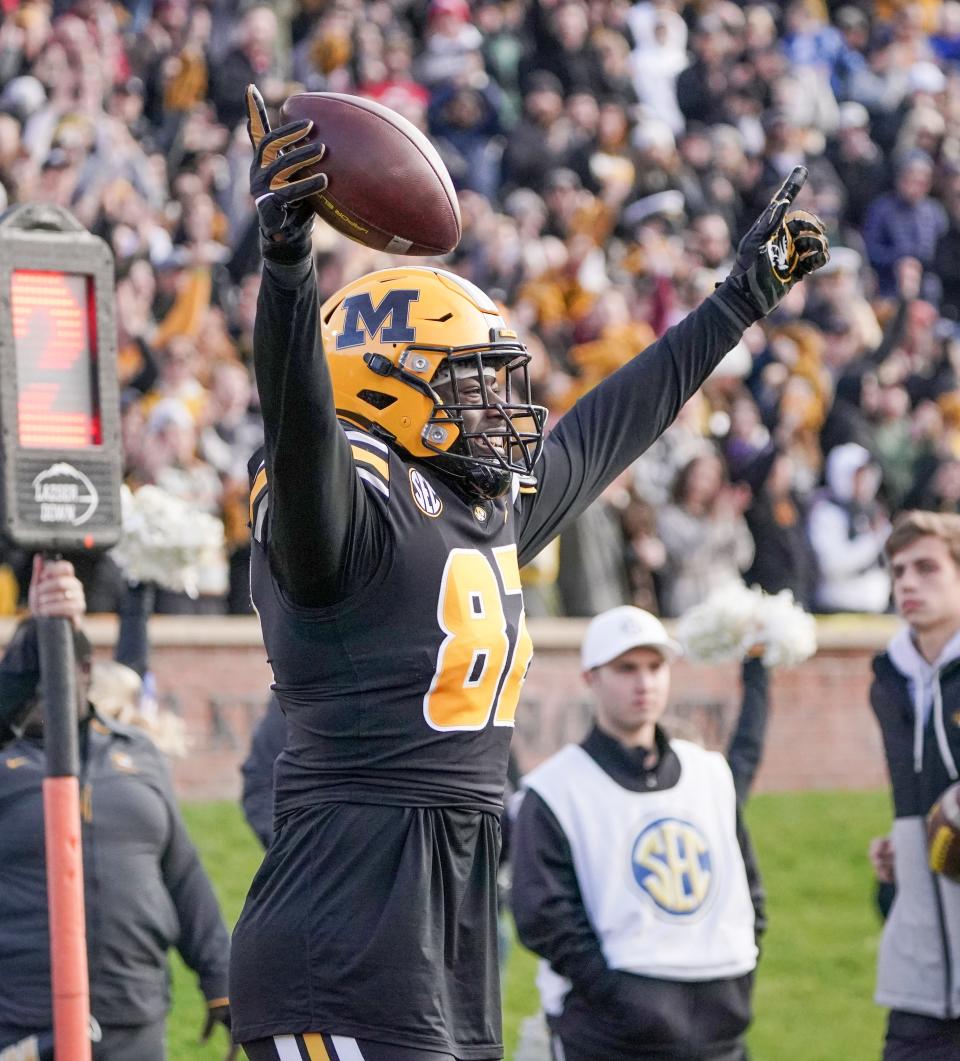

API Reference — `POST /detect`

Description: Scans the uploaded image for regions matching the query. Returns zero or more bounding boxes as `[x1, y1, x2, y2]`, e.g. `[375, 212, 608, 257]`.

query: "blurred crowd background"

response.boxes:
[0, 0, 958, 620]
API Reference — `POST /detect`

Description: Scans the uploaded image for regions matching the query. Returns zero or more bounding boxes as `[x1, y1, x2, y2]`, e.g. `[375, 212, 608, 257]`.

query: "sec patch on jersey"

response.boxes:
[409, 468, 443, 517]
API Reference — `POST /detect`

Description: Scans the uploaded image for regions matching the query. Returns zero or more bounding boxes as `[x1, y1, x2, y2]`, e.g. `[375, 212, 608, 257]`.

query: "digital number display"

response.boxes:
[12, 269, 102, 449]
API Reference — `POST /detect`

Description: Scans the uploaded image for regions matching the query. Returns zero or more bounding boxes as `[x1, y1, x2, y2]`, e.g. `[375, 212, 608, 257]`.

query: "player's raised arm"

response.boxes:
[517, 168, 829, 564]
[246, 86, 385, 607]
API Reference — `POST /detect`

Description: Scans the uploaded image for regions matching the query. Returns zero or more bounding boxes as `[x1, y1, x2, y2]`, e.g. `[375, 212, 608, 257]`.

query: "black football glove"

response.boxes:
[727, 166, 830, 317]
[729, 166, 808, 279]
[201, 1000, 238, 1061]
[246, 84, 328, 243]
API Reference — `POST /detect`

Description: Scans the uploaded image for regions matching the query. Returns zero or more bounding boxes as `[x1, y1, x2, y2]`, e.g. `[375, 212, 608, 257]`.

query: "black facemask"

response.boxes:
[422, 346, 548, 498]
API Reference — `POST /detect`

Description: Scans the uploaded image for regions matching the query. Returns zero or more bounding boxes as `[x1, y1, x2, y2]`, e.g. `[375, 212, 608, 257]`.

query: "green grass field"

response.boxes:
[169, 790, 891, 1060]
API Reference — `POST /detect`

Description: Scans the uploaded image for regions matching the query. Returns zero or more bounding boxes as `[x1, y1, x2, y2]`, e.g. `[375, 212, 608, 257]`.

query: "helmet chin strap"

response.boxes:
[464, 462, 512, 500]
[430, 440, 513, 500]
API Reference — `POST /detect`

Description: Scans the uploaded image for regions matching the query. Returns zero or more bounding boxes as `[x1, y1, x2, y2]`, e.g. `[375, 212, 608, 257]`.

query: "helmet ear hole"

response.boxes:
[358, 390, 398, 410]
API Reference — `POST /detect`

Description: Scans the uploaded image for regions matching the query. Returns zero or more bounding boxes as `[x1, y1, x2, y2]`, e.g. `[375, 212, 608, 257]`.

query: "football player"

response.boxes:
[230, 86, 828, 1061]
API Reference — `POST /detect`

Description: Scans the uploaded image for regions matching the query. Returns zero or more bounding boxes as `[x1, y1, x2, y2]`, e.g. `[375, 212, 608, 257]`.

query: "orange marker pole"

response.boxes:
[42, 777, 91, 1061]
[37, 616, 91, 1061]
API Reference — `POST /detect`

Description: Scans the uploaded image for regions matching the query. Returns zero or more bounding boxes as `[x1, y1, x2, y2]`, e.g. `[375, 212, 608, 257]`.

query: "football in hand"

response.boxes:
[927, 782, 960, 881]
[279, 92, 461, 257]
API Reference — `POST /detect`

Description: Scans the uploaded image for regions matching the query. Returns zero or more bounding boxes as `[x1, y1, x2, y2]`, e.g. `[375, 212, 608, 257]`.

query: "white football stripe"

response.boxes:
[331, 1037, 366, 1061]
[273, 1035, 303, 1061]
[254, 495, 269, 542]
[357, 467, 389, 498]
[344, 430, 389, 455]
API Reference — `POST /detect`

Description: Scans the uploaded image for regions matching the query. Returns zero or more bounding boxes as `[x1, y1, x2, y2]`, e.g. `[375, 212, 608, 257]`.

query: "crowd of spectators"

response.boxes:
[1, 0, 960, 619]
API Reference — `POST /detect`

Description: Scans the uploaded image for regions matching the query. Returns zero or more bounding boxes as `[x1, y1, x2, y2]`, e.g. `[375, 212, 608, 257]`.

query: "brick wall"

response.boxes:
[0, 614, 897, 800]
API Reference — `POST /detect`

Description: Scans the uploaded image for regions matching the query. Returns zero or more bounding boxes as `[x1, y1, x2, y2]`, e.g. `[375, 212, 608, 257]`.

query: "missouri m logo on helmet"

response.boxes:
[335, 290, 420, 349]
[323, 267, 547, 499]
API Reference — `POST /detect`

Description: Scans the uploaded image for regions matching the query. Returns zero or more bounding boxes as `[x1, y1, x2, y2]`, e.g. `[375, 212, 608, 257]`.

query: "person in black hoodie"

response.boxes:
[869, 511, 960, 1059]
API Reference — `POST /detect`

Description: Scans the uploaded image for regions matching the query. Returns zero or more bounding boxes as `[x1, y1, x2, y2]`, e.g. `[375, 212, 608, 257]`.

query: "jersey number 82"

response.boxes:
[423, 545, 533, 732]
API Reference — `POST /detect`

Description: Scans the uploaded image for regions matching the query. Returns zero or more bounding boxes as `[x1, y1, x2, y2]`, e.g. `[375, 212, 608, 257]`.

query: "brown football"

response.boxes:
[927, 782, 960, 881]
[279, 92, 461, 256]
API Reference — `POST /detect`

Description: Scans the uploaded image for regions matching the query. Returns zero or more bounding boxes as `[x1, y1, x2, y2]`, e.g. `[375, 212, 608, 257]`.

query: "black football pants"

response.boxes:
[549, 1031, 748, 1061]
[884, 1010, 960, 1060]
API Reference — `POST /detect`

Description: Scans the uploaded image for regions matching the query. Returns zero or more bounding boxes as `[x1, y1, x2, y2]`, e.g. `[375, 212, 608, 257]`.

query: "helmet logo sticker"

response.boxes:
[336, 290, 420, 349]
[409, 467, 443, 518]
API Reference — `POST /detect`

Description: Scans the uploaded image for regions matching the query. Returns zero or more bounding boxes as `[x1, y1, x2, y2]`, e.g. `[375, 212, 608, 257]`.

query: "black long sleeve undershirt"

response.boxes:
[254, 245, 386, 607]
[516, 282, 756, 565]
[517, 280, 755, 564]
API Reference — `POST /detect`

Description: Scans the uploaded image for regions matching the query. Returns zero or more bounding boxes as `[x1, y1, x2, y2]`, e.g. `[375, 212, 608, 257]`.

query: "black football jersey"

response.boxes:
[249, 427, 536, 815]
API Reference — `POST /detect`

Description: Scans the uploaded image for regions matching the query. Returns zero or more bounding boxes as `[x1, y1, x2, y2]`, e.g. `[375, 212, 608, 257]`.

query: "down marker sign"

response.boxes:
[0, 204, 121, 551]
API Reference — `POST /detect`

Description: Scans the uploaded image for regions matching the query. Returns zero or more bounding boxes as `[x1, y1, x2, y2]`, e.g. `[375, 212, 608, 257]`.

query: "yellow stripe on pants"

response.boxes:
[303, 1033, 330, 1061]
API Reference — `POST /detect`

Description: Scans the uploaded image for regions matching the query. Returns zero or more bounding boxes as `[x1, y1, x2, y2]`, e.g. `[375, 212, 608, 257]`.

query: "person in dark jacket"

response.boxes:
[240, 694, 286, 849]
[428, 83, 503, 201]
[726, 656, 772, 808]
[869, 511, 960, 1060]
[735, 444, 818, 611]
[0, 559, 233, 1061]
[675, 15, 735, 128]
[520, 0, 608, 98]
[499, 71, 570, 195]
[862, 151, 948, 302]
[511, 606, 764, 1061]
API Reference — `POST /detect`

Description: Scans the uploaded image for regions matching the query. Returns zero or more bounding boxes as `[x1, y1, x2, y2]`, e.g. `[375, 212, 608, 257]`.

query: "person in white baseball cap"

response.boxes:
[511, 603, 764, 1060]
[578, 606, 683, 751]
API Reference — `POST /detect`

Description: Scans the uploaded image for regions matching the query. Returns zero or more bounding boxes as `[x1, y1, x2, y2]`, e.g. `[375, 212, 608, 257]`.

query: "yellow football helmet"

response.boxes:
[320, 266, 547, 498]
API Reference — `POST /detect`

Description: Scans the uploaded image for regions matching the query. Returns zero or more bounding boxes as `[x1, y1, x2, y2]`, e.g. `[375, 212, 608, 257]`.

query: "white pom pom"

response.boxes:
[110, 484, 226, 597]
[676, 583, 817, 668]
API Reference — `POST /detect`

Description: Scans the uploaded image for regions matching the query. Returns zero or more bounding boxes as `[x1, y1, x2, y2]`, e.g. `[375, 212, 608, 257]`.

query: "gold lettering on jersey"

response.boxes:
[424, 547, 531, 732]
[4, 756, 27, 769]
[409, 468, 443, 517]
[424, 550, 510, 730]
[492, 545, 533, 726]
[632, 818, 713, 915]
